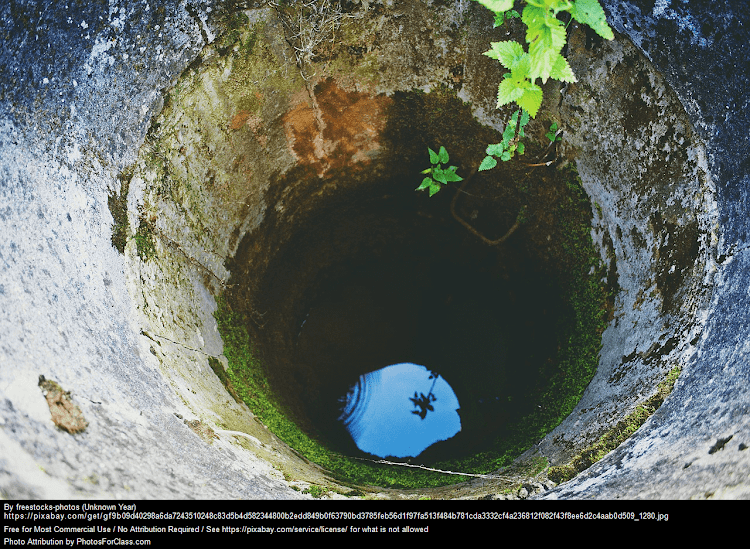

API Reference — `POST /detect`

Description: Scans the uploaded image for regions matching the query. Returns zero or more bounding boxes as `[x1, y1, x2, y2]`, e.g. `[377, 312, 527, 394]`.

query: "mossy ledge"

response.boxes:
[547, 366, 681, 484]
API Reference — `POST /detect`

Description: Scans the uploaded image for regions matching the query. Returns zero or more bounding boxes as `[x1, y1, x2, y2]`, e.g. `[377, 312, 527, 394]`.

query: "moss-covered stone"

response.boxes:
[547, 366, 681, 484]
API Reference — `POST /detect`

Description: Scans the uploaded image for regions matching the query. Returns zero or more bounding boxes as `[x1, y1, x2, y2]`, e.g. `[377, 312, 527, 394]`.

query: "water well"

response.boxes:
[1, 0, 748, 499]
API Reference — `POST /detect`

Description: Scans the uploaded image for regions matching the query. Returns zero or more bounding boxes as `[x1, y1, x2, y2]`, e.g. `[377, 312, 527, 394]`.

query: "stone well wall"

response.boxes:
[0, 0, 747, 499]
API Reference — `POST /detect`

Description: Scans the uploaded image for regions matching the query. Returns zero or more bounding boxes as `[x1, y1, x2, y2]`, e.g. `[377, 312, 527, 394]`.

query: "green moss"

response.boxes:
[547, 365, 682, 484]
[208, 356, 243, 404]
[135, 217, 156, 262]
[217, 11, 251, 52]
[109, 162, 158, 262]
[303, 485, 327, 498]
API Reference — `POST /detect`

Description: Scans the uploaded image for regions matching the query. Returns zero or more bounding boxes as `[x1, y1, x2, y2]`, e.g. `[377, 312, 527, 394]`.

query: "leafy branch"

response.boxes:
[416, 0, 613, 197]
[478, 108, 530, 171]
[493, 7, 520, 27]
[545, 122, 562, 142]
[478, 0, 613, 118]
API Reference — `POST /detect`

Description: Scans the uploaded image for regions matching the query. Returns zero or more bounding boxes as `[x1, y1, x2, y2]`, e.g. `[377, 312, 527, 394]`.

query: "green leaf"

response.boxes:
[524, 5, 567, 82]
[432, 168, 448, 184]
[546, 122, 559, 141]
[473, 0, 515, 14]
[517, 142, 525, 155]
[501, 128, 514, 149]
[519, 109, 530, 127]
[479, 156, 498, 171]
[494, 9, 520, 26]
[415, 177, 443, 197]
[529, 31, 567, 82]
[443, 166, 463, 182]
[517, 109, 528, 138]
[486, 143, 505, 157]
[428, 147, 439, 165]
[549, 52, 577, 83]
[496, 78, 525, 108]
[416, 177, 433, 191]
[569, 0, 614, 40]
[528, 47, 556, 83]
[484, 41, 525, 70]
[500, 109, 520, 145]
[438, 146, 449, 164]
[516, 85, 543, 117]
[501, 151, 512, 161]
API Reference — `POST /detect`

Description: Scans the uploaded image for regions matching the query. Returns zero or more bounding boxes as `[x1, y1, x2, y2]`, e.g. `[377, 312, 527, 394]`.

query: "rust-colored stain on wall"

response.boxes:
[229, 110, 252, 130]
[283, 78, 392, 176]
[229, 109, 268, 147]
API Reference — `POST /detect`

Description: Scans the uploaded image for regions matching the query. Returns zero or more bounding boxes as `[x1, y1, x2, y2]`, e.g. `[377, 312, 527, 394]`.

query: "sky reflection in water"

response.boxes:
[339, 363, 461, 458]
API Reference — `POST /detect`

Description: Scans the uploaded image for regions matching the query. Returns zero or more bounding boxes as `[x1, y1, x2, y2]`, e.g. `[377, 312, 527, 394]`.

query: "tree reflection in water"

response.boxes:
[339, 364, 460, 458]
[410, 370, 440, 419]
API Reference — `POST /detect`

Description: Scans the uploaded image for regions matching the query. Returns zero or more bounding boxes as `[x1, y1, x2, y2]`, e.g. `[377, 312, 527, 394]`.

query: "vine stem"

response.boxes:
[523, 128, 562, 166]
[523, 160, 555, 167]
[450, 167, 523, 246]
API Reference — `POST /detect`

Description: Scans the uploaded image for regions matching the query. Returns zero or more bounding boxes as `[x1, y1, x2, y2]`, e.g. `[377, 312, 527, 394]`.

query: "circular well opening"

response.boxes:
[221, 95, 609, 486]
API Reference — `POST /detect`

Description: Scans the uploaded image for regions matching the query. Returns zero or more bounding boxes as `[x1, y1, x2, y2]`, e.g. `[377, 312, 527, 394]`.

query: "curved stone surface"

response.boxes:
[537, 0, 750, 499]
[0, 0, 747, 499]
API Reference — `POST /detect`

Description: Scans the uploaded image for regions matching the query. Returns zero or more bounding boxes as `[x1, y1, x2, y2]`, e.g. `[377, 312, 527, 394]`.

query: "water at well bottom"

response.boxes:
[338, 363, 461, 458]
[292, 249, 561, 461]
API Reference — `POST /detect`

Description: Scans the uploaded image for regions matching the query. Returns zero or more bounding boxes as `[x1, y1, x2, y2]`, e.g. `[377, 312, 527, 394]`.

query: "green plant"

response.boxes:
[479, 0, 613, 118]
[493, 7, 520, 27]
[303, 485, 327, 498]
[478, 108, 529, 171]
[416, 146, 463, 196]
[545, 122, 562, 142]
[417, 0, 613, 193]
